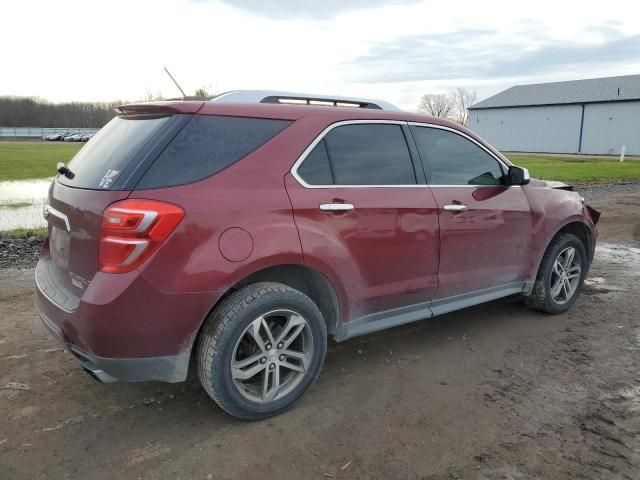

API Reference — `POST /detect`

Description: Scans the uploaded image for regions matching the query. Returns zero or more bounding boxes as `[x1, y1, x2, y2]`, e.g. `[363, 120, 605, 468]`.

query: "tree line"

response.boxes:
[0, 96, 121, 128]
[0, 86, 216, 129]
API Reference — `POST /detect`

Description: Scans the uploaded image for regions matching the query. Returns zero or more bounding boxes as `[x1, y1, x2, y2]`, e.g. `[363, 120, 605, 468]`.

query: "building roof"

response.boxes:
[469, 74, 640, 110]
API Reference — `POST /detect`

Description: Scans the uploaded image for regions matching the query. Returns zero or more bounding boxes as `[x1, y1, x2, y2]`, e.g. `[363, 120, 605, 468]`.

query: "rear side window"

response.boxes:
[58, 116, 170, 189]
[296, 140, 333, 185]
[296, 123, 416, 186]
[411, 126, 504, 185]
[137, 115, 291, 189]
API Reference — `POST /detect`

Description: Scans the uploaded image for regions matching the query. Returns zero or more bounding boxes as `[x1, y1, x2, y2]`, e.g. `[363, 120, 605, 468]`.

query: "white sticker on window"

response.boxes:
[99, 169, 120, 189]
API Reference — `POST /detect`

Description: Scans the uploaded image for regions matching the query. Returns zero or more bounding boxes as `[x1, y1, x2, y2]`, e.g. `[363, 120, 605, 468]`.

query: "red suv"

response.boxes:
[36, 91, 600, 419]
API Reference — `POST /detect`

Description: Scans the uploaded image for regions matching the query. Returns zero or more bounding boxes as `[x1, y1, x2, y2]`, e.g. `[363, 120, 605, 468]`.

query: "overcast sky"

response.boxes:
[2, 0, 639, 110]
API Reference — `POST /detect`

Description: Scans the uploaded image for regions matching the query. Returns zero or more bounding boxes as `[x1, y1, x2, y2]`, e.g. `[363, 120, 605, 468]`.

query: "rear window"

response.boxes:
[136, 115, 292, 189]
[58, 116, 170, 189]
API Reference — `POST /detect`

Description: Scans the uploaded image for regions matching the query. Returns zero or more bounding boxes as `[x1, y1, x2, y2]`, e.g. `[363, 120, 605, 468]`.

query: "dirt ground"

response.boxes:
[1, 184, 639, 480]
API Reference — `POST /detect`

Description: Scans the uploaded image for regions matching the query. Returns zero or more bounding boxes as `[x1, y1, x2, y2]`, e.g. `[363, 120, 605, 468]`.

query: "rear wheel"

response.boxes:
[196, 282, 327, 420]
[525, 233, 587, 314]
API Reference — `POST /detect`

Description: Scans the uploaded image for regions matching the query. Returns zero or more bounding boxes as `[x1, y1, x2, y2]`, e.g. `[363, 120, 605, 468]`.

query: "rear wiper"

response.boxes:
[57, 162, 75, 179]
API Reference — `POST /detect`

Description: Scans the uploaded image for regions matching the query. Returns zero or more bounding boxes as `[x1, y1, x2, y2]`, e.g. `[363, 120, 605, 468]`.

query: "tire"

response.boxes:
[524, 233, 588, 314]
[196, 282, 327, 420]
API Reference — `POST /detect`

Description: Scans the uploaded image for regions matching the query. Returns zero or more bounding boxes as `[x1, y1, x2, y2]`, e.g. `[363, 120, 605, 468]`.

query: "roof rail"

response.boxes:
[210, 90, 400, 111]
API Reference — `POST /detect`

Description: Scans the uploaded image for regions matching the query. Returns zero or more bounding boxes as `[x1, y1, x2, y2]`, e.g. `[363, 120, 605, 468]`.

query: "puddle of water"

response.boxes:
[0, 205, 46, 230]
[0, 178, 52, 204]
[595, 243, 640, 269]
[0, 179, 52, 230]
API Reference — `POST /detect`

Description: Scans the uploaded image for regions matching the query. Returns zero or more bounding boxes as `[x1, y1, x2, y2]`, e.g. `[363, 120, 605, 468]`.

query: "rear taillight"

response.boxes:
[99, 199, 184, 273]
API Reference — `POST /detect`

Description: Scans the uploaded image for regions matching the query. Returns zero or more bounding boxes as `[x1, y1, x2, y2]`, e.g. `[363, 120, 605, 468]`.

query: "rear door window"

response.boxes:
[136, 115, 291, 189]
[58, 116, 171, 189]
[326, 124, 416, 185]
[296, 123, 416, 186]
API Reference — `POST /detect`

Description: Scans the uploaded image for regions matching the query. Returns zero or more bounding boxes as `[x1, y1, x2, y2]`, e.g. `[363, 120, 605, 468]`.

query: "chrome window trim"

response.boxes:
[290, 120, 515, 189]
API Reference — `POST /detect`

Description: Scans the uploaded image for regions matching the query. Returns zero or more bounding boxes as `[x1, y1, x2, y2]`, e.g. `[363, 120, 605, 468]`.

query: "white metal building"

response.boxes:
[468, 75, 640, 155]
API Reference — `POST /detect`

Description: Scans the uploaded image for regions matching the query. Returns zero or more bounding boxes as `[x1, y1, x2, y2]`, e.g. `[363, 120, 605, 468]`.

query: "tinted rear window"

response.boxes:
[58, 116, 170, 189]
[136, 115, 292, 189]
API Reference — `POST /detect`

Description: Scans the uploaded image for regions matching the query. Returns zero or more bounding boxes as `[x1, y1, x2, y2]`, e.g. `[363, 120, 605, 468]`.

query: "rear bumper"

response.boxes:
[38, 309, 189, 383]
[34, 255, 215, 383]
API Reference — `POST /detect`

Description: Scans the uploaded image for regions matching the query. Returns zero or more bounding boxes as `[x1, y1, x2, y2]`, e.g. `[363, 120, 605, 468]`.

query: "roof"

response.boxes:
[211, 90, 401, 111]
[469, 74, 640, 110]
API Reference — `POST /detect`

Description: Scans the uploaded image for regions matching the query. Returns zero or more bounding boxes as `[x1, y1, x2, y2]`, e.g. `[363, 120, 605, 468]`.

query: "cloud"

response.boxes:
[344, 27, 640, 83]
[208, 0, 420, 19]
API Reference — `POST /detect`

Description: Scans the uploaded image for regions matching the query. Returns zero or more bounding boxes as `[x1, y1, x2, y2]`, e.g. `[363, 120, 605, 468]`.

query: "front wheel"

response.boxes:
[196, 282, 327, 420]
[524, 233, 588, 314]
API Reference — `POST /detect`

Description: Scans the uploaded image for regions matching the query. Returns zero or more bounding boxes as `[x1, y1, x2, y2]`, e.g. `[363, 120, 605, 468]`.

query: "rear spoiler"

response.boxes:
[114, 101, 204, 117]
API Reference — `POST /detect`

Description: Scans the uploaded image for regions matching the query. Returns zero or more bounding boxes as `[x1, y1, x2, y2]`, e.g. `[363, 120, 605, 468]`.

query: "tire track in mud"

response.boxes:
[433, 244, 640, 479]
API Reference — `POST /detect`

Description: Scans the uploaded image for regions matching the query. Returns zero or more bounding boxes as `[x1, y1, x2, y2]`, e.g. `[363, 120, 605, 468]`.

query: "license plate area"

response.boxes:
[50, 226, 71, 269]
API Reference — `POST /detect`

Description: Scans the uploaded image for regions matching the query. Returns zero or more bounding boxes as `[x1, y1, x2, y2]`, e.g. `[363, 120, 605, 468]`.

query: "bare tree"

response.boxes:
[451, 87, 478, 126]
[417, 94, 455, 119]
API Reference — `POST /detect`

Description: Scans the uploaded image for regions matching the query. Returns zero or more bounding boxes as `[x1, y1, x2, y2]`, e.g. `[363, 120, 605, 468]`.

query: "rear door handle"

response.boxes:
[319, 203, 354, 212]
[443, 204, 468, 213]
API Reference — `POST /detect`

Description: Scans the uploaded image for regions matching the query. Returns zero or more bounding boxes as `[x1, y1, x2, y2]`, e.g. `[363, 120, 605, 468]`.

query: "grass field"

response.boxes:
[0, 141, 639, 184]
[0, 141, 82, 181]
[508, 154, 640, 183]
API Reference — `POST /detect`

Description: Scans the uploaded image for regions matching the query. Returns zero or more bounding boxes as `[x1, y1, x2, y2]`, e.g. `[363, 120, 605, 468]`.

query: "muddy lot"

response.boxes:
[1, 184, 639, 480]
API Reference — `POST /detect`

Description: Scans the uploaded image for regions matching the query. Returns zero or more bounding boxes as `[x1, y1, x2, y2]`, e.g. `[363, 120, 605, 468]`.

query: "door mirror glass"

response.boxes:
[507, 166, 530, 186]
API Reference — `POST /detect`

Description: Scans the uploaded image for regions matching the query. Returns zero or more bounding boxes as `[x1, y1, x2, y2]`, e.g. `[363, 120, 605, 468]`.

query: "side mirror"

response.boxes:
[507, 165, 530, 186]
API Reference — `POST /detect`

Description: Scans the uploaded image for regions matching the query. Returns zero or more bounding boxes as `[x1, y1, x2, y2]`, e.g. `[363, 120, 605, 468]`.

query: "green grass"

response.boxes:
[0, 226, 48, 240]
[0, 141, 83, 181]
[507, 154, 640, 183]
[0, 201, 32, 209]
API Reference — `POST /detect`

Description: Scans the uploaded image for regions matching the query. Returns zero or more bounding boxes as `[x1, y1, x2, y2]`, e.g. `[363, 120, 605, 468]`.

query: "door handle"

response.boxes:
[443, 204, 468, 213]
[319, 203, 354, 212]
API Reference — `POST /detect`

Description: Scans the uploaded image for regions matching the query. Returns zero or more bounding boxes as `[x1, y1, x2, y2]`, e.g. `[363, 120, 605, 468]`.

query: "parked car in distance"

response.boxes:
[43, 133, 64, 141]
[36, 90, 600, 419]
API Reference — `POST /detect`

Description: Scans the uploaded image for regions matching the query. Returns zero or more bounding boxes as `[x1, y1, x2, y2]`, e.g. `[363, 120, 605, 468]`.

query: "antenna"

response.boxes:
[163, 66, 187, 98]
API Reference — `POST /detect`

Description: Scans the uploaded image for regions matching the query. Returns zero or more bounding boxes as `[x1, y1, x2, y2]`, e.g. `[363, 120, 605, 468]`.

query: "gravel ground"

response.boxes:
[0, 182, 638, 480]
[0, 238, 44, 269]
[575, 180, 640, 202]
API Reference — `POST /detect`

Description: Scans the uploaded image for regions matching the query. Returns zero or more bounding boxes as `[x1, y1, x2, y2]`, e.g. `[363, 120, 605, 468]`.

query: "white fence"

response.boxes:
[0, 127, 99, 138]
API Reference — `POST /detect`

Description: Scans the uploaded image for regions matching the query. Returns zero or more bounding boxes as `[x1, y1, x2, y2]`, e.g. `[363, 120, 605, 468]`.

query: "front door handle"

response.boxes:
[443, 204, 468, 213]
[319, 203, 355, 212]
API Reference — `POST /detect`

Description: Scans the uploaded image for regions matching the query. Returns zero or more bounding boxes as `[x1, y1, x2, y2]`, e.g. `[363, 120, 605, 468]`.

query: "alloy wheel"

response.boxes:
[550, 246, 582, 304]
[231, 309, 314, 403]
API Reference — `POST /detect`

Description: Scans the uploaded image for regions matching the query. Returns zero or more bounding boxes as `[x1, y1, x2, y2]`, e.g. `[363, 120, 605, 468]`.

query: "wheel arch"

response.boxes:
[555, 221, 592, 261]
[190, 263, 341, 361]
[533, 219, 593, 280]
[226, 264, 341, 335]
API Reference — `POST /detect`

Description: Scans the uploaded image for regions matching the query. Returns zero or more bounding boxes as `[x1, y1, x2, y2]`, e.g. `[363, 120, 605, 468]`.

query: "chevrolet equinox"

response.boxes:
[36, 90, 600, 419]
